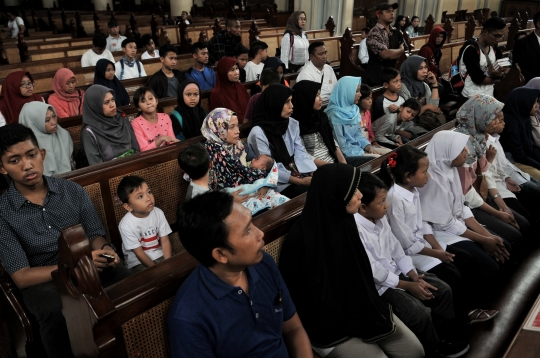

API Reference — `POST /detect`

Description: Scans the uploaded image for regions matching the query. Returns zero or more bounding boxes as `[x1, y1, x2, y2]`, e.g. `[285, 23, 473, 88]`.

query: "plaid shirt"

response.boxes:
[367, 22, 408, 56]
[207, 30, 242, 65]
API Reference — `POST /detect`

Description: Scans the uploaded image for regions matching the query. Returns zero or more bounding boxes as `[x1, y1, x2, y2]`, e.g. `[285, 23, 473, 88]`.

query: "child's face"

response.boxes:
[398, 106, 419, 122]
[65, 77, 76, 94]
[354, 84, 362, 104]
[124, 182, 155, 218]
[451, 147, 469, 167]
[227, 65, 240, 82]
[235, 53, 249, 69]
[137, 91, 158, 114]
[105, 64, 115, 80]
[145, 39, 155, 53]
[407, 156, 430, 188]
[19, 75, 34, 97]
[485, 111, 505, 135]
[123, 42, 137, 59]
[531, 100, 539, 116]
[183, 84, 200, 108]
[345, 188, 363, 214]
[193, 47, 209, 64]
[313, 90, 323, 111]
[277, 65, 284, 79]
[0, 139, 45, 188]
[384, 74, 402, 93]
[359, 188, 388, 220]
[161, 51, 177, 70]
[45, 109, 58, 134]
[360, 93, 372, 110]
[251, 155, 271, 170]
[360, 31, 367, 39]
[226, 115, 240, 144]
[102, 92, 117, 117]
[259, 48, 268, 61]
[109, 26, 119, 36]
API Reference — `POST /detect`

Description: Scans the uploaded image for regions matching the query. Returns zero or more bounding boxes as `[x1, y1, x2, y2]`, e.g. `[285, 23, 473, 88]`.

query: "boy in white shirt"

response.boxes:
[355, 172, 470, 358]
[115, 38, 147, 80]
[244, 41, 268, 82]
[117, 176, 172, 273]
[81, 34, 115, 67]
[140, 34, 160, 60]
[106, 20, 127, 52]
[358, 27, 370, 67]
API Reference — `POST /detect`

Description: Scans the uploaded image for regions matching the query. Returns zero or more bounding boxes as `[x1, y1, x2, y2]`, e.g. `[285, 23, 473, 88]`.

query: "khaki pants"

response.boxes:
[514, 162, 540, 180]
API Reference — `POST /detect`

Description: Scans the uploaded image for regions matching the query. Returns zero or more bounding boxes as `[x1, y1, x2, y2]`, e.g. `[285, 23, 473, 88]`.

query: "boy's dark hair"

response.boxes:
[133, 87, 157, 109]
[483, 17, 506, 32]
[0, 124, 39, 161]
[249, 41, 268, 58]
[108, 20, 118, 28]
[378, 146, 427, 187]
[260, 68, 281, 86]
[177, 191, 235, 267]
[361, 27, 371, 34]
[159, 44, 178, 57]
[358, 171, 388, 206]
[534, 11, 540, 29]
[225, 17, 238, 28]
[93, 34, 107, 48]
[233, 44, 249, 57]
[177, 142, 210, 180]
[308, 41, 325, 55]
[402, 98, 422, 113]
[117, 175, 146, 204]
[140, 34, 153, 46]
[191, 41, 208, 54]
[380, 67, 400, 85]
[360, 83, 372, 99]
[159, 44, 178, 58]
[121, 38, 137, 48]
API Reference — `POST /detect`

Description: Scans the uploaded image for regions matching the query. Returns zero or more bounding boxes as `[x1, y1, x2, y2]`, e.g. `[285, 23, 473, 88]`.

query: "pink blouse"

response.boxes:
[131, 113, 175, 151]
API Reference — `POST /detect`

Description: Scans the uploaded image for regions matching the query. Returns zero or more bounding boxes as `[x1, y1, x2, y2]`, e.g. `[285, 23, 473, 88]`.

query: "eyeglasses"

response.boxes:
[490, 32, 504, 39]
[19, 82, 35, 88]
[299, 17, 307, 21]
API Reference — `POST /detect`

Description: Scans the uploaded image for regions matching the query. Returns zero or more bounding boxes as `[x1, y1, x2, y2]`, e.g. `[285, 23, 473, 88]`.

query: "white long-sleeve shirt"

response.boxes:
[355, 213, 416, 295]
[358, 38, 369, 64]
[280, 32, 309, 69]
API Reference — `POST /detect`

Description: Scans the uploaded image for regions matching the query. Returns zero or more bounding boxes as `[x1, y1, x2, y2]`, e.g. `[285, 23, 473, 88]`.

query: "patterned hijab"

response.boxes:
[284, 11, 306, 37]
[456, 94, 504, 164]
[400, 55, 427, 98]
[324, 76, 361, 125]
[201, 108, 245, 160]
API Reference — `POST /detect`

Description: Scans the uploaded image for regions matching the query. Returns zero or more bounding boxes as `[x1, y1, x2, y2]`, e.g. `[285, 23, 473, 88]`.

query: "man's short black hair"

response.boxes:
[0, 124, 40, 162]
[191, 41, 208, 54]
[402, 98, 422, 112]
[483, 17, 506, 32]
[233, 44, 249, 57]
[534, 11, 540, 29]
[249, 41, 268, 58]
[108, 20, 119, 28]
[160, 44, 178, 57]
[361, 27, 371, 34]
[177, 143, 210, 180]
[260, 68, 280, 86]
[93, 34, 107, 48]
[358, 171, 388, 206]
[380, 67, 400, 85]
[117, 175, 146, 204]
[177, 191, 235, 267]
[225, 17, 239, 28]
[140, 34, 153, 46]
[121, 38, 137, 48]
[308, 41, 325, 56]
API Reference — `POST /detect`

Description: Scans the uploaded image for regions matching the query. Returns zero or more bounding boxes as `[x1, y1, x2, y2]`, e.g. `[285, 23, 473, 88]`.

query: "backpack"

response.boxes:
[119, 60, 142, 80]
[449, 38, 480, 94]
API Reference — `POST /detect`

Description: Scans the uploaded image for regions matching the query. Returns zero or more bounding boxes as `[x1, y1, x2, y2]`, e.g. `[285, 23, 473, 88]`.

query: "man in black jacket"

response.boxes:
[513, 11, 540, 83]
[146, 44, 186, 99]
[207, 17, 242, 65]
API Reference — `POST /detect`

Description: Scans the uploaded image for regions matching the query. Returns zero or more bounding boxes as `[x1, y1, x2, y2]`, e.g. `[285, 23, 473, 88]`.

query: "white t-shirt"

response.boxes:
[119, 207, 172, 269]
[8, 17, 24, 38]
[0, 111, 6, 127]
[106, 35, 127, 52]
[358, 38, 369, 64]
[81, 48, 115, 67]
[460, 44, 497, 98]
[115, 59, 147, 80]
[244, 61, 265, 82]
[141, 50, 160, 60]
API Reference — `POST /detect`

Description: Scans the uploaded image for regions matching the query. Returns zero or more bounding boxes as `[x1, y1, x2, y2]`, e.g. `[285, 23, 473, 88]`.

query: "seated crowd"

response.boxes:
[2, 5, 540, 358]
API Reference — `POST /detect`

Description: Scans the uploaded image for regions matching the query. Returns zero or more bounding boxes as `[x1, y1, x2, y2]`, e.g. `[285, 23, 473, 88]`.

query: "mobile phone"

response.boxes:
[100, 253, 115, 262]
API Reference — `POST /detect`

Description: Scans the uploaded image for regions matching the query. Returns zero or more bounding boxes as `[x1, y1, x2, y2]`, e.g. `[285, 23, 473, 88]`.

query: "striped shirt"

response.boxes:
[301, 132, 337, 163]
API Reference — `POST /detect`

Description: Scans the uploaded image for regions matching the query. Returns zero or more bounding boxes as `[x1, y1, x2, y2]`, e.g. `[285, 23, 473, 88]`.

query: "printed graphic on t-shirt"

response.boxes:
[139, 227, 161, 250]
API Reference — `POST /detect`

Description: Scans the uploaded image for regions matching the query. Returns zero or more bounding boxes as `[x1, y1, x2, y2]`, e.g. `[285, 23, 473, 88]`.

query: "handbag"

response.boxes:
[414, 97, 446, 131]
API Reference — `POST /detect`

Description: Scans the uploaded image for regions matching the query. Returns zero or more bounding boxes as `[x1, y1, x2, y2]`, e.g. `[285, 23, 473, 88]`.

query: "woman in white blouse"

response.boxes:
[280, 11, 310, 73]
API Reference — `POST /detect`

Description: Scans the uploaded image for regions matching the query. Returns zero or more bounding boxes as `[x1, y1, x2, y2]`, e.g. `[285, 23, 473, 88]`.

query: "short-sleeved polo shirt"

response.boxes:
[0, 176, 106, 275]
[168, 252, 296, 357]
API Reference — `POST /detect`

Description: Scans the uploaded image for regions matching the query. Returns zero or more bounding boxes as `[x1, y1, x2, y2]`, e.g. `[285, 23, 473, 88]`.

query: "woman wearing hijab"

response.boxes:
[455, 95, 529, 251]
[418, 27, 447, 77]
[280, 11, 309, 72]
[80, 85, 140, 166]
[500, 87, 540, 180]
[202, 108, 266, 191]
[292, 80, 346, 166]
[279, 163, 424, 358]
[248, 84, 316, 198]
[325, 76, 378, 167]
[210, 57, 250, 123]
[250, 57, 290, 96]
[93, 58, 130, 107]
[418, 131, 509, 292]
[19, 102, 73, 176]
[170, 80, 207, 140]
[47, 68, 85, 118]
[0, 71, 44, 126]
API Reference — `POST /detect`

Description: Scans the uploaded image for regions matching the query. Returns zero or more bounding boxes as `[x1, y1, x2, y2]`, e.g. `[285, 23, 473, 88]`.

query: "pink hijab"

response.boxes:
[48, 68, 85, 118]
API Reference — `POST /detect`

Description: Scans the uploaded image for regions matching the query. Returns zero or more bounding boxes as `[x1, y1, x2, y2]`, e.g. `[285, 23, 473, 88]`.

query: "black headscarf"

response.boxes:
[263, 56, 287, 80]
[292, 80, 337, 161]
[251, 84, 294, 165]
[172, 80, 207, 139]
[279, 164, 395, 347]
[93, 59, 130, 107]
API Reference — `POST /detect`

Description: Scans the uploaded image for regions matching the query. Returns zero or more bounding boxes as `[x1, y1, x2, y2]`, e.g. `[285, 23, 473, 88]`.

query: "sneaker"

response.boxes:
[436, 341, 470, 358]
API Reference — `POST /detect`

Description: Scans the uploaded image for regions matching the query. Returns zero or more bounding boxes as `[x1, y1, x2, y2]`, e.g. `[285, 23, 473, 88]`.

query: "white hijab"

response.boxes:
[418, 131, 469, 226]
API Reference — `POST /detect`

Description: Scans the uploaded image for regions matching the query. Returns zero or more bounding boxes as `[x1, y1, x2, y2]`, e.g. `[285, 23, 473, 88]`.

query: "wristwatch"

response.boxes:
[492, 193, 501, 199]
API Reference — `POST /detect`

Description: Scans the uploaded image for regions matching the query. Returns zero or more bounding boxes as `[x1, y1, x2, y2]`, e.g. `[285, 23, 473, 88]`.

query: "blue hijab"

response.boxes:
[324, 76, 361, 125]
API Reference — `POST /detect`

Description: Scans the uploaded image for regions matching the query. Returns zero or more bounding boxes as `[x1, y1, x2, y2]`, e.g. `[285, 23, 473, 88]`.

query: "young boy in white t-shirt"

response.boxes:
[117, 175, 172, 273]
[115, 38, 147, 80]
[244, 41, 268, 82]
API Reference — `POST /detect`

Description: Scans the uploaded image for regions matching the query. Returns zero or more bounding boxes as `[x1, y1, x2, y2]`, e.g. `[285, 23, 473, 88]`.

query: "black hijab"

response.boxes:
[279, 164, 395, 347]
[172, 80, 207, 139]
[292, 80, 337, 161]
[251, 84, 294, 165]
[93, 59, 130, 107]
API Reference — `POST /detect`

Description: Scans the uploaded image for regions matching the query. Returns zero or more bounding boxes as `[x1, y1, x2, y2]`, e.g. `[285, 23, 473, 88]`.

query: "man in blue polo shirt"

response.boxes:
[170, 191, 312, 357]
